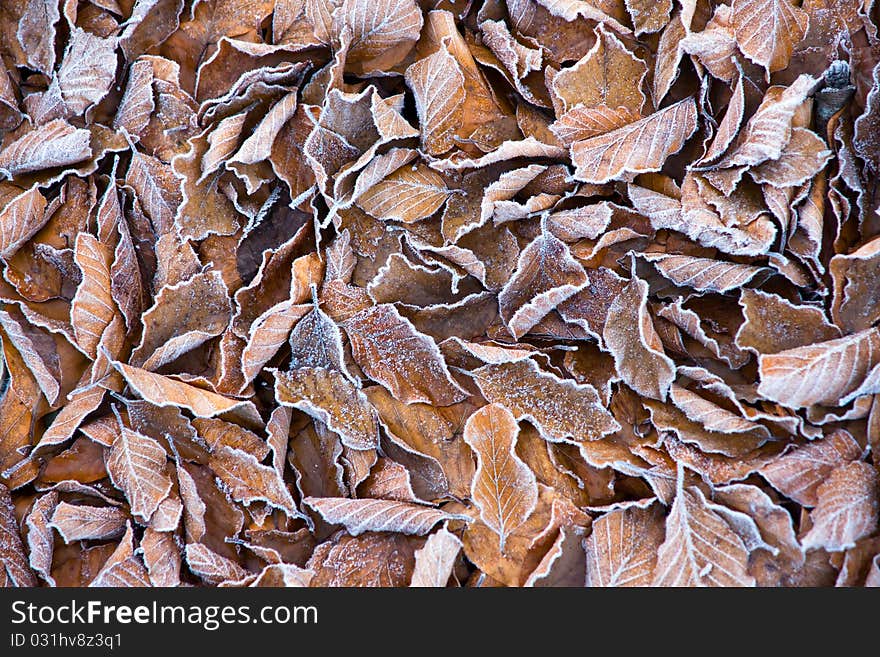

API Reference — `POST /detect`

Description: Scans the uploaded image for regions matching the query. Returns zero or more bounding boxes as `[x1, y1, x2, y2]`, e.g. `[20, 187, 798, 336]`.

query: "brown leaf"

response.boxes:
[141, 527, 181, 587]
[358, 457, 421, 503]
[463, 404, 539, 552]
[71, 233, 116, 360]
[410, 525, 462, 587]
[345, 304, 467, 406]
[498, 230, 589, 340]
[760, 430, 862, 507]
[333, 0, 422, 75]
[731, 0, 809, 75]
[240, 301, 310, 383]
[625, 0, 672, 34]
[106, 422, 173, 523]
[364, 385, 475, 500]
[185, 542, 249, 585]
[585, 502, 665, 586]
[639, 253, 770, 294]
[472, 359, 620, 443]
[24, 491, 58, 586]
[0, 483, 37, 586]
[830, 237, 880, 335]
[307, 532, 420, 586]
[89, 524, 151, 587]
[653, 474, 755, 586]
[133, 271, 232, 371]
[405, 39, 466, 157]
[50, 502, 128, 543]
[275, 367, 379, 450]
[758, 328, 880, 409]
[305, 497, 460, 536]
[571, 97, 697, 183]
[718, 74, 817, 168]
[112, 360, 262, 426]
[356, 164, 450, 223]
[0, 184, 47, 259]
[58, 28, 117, 115]
[736, 289, 840, 355]
[0, 119, 92, 178]
[603, 276, 675, 401]
[550, 24, 647, 115]
[209, 445, 301, 518]
[750, 127, 831, 187]
[802, 462, 879, 552]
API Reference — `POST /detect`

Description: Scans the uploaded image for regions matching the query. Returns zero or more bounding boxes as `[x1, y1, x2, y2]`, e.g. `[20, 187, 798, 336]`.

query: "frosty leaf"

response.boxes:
[241, 301, 310, 382]
[141, 527, 181, 587]
[356, 164, 450, 223]
[603, 277, 675, 401]
[106, 424, 173, 523]
[71, 233, 116, 360]
[308, 532, 419, 586]
[571, 98, 697, 183]
[24, 491, 58, 586]
[305, 497, 459, 536]
[275, 367, 379, 450]
[830, 237, 880, 335]
[736, 289, 840, 355]
[653, 477, 755, 587]
[405, 40, 466, 157]
[550, 105, 639, 147]
[0, 484, 37, 586]
[112, 361, 263, 426]
[185, 543, 249, 586]
[760, 430, 862, 507]
[209, 445, 301, 518]
[0, 120, 92, 178]
[550, 24, 647, 115]
[802, 462, 879, 552]
[639, 253, 769, 294]
[585, 502, 665, 586]
[0, 184, 47, 259]
[749, 128, 831, 187]
[498, 230, 589, 340]
[333, 0, 423, 74]
[58, 28, 117, 115]
[463, 404, 539, 552]
[628, 181, 777, 256]
[49, 502, 128, 543]
[757, 328, 880, 409]
[125, 150, 180, 236]
[731, 0, 809, 75]
[410, 525, 462, 587]
[132, 271, 232, 371]
[114, 59, 156, 138]
[345, 304, 467, 406]
[472, 359, 620, 443]
[624, 0, 672, 35]
[719, 75, 817, 168]
[17, 0, 61, 75]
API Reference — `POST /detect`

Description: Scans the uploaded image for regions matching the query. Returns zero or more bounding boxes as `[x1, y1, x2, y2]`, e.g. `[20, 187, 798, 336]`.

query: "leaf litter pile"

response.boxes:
[0, 0, 879, 589]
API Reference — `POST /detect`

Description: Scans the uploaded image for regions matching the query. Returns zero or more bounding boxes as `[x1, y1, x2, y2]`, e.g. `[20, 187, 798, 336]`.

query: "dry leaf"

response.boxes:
[305, 497, 460, 536]
[571, 98, 697, 183]
[585, 502, 665, 587]
[410, 525, 462, 587]
[603, 276, 675, 401]
[345, 304, 467, 406]
[275, 367, 379, 450]
[463, 404, 539, 552]
[802, 462, 880, 552]
[653, 475, 755, 587]
[758, 328, 880, 409]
